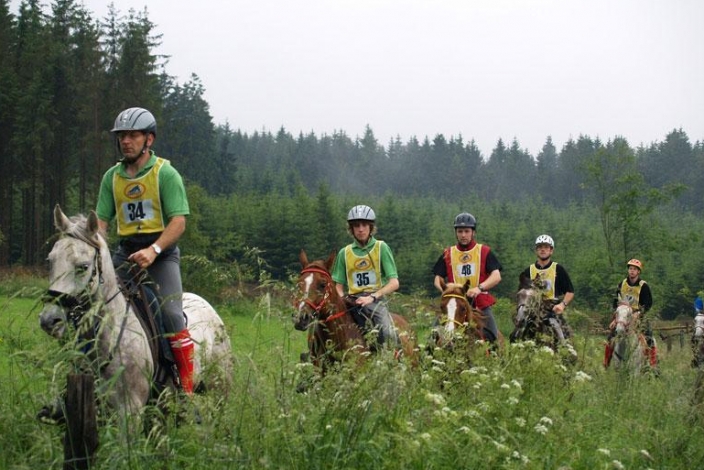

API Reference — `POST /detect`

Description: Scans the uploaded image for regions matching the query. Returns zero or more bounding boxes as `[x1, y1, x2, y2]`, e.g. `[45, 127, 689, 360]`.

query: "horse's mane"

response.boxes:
[441, 282, 466, 295]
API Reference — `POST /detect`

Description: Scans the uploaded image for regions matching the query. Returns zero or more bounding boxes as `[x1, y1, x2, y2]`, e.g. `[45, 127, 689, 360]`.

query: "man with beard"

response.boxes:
[96, 107, 195, 394]
[432, 212, 503, 343]
[520, 234, 575, 341]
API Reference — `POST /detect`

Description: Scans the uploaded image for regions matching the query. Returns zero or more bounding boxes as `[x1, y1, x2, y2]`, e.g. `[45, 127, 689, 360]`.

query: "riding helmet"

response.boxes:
[111, 107, 157, 136]
[627, 258, 643, 271]
[454, 212, 477, 229]
[347, 205, 376, 222]
[534, 234, 554, 248]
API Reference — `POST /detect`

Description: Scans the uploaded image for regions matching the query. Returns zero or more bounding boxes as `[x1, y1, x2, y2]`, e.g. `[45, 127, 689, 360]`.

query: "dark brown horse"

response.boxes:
[293, 249, 416, 371]
[434, 279, 504, 353]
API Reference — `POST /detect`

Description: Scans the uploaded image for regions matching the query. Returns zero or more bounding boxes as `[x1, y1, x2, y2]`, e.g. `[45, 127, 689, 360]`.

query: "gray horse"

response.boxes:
[39, 205, 232, 425]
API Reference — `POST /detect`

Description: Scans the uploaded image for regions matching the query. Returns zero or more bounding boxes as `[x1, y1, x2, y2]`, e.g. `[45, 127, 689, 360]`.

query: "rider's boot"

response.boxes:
[170, 328, 195, 395]
[603, 342, 614, 368]
[648, 345, 658, 368]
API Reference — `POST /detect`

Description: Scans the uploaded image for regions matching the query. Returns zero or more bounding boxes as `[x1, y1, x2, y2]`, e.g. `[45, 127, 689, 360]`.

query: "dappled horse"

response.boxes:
[39, 205, 232, 425]
[692, 312, 704, 367]
[434, 279, 501, 355]
[293, 249, 416, 372]
[604, 302, 649, 371]
[510, 273, 573, 356]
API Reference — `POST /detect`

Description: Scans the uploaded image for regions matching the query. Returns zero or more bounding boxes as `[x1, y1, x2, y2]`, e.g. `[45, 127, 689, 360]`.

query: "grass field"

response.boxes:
[2, 287, 704, 469]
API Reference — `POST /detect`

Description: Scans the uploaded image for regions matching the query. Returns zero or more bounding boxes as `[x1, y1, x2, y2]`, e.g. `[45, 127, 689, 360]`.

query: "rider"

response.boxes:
[519, 234, 574, 342]
[604, 259, 654, 368]
[692, 297, 704, 366]
[96, 107, 195, 394]
[432, 212, 502, 343]
[331, 205, 400, 350]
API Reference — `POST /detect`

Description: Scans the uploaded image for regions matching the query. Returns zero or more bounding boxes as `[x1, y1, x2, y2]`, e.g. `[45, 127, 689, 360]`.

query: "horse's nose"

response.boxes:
[40, 308, 66, 337]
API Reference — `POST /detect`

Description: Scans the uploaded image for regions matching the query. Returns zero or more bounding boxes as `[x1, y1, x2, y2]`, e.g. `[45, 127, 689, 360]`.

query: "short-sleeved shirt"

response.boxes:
[331, 237, 398, 294]
[96, 151, 189, 239]
[520, 261, 574, 300]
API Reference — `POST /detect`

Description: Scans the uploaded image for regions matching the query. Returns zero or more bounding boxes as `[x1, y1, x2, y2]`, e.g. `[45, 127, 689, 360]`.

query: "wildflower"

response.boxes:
[465, 409, 480, 419]
[295, 362, 313, 369]
[574, 371, 592, 382]
[325, 424, 332, 430]
[511, 379, 522, 389]
[501, 383, 510, 389]
[640, 449, 653, 461]
[515, 417, 526, 427]
[534, 423, 549, 435]
[431, 359, 446, 367]
[597, 448, 611, 456]
[458, 426, 471, 433]
[420, 433, 432, 441]
[539, 416, 553, 426]
[432, 366, 444, 373]
[507, 397, 519, 405]
[540, 346, 555, 355]
[611, 460, 625, 469]
[473, 383, 482, 390]
[425, 392, 446, 406]
[491, 440, 509, 452]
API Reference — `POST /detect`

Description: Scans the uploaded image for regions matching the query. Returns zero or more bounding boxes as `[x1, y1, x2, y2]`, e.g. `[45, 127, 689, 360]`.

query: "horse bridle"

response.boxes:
[297, 267, 346, 323]
[440, 293, 473, 329]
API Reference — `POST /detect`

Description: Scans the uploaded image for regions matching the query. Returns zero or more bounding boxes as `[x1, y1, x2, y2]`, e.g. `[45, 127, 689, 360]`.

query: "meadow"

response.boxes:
[1, 276, 703, 470]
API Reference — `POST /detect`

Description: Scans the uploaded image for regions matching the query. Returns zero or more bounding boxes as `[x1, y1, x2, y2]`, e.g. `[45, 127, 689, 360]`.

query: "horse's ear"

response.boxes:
[325, 251, 336, 271]
[54, 204, 70, 232]
[87, 211, 100, 238]
[299, 249, 309, 267]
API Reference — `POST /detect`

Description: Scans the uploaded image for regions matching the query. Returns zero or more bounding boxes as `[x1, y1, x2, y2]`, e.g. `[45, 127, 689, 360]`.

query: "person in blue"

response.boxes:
[330, 205, 399, 349]
[693, 297, 704, 367]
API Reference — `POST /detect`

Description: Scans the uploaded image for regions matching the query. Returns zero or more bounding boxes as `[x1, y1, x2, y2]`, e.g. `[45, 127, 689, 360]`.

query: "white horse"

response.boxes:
[692, 313, 704, 367]
[608, 302, 648, 372]
[39, 205, 232, 423]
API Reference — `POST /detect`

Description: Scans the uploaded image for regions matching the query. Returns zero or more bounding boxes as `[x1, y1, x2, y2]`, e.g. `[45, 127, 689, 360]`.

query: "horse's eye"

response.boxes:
[318, 281, 327, 290]
[76, 263, 90, 273]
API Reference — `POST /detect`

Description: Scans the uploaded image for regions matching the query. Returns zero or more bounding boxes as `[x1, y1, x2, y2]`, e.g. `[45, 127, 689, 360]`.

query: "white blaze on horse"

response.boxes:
[39, 205, 232, 422]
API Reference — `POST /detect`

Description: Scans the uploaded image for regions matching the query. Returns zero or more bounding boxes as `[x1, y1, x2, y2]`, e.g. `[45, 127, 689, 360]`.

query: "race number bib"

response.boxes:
[455, 262, 476, 279]
[354, 270, 378, 288]
[120, 200, 155, 225]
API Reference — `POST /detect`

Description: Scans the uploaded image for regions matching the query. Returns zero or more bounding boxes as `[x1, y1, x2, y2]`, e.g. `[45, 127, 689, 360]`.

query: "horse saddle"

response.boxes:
[118, 278, 183, 389]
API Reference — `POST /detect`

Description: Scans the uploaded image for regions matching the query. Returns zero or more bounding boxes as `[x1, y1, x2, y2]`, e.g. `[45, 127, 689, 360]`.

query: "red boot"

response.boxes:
[648, 346, 658, 368]
[604, 342, 614, 368]
[169, 329, 195, 394]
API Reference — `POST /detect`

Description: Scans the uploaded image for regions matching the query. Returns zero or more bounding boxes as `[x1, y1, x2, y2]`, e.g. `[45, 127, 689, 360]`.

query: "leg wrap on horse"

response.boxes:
[170, 328, 195, 394]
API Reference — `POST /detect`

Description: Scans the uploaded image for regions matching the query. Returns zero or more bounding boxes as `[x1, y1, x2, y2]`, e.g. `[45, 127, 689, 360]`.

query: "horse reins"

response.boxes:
[298, 267, 346, 323]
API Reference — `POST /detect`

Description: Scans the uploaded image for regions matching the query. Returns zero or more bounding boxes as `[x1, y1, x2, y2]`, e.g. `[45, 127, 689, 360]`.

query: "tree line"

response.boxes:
[1, 1, 703, 319]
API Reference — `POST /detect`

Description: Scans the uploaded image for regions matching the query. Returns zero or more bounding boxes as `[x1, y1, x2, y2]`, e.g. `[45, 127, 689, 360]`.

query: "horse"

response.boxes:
[38, 205, 232, 425]
[692, 313, 704, 367]
[604, 302, 649, 372]
[292, 249, 416, 372]
[510, 273, 576, 360]
[433, 279, 504, 353]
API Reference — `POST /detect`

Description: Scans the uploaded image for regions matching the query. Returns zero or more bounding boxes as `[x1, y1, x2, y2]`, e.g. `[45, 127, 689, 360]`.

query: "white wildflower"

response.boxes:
[534, 423, 549, 435]
[420, 433, 432, 441]
[574, 371, 592, 382]
[473, 383, 482, 389]
[425, 392, 446, 406]
[597, 448, 611, 456]
[325, 424, 332, 430]
[465, 410, 480, 419]
[540, 416, 553, 426]
[431, 359, 446, 367]
[507, 397, 519, 405]
[515, 417, 526, 427]
[491, 440, 508, 452]
[501, 383, 510, 389]
[611, 460, 625, 469]
[511, 341, 525, 349]
[540, 346, 555, 355]
[511, 379, 522, 389]
[477, 402, 489, 412]
[432, 366, 444, 373]
[458, 426, 471, 434]
[295, 362, 313, 369]
[640, 449, 653, 461]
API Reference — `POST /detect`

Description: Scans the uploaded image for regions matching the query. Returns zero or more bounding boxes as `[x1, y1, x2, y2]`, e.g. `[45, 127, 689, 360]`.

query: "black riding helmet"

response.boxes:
[454, 212, 477, 229]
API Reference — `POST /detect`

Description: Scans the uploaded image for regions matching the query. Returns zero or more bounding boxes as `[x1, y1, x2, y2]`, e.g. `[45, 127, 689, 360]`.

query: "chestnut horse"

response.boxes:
[434, 279, 501, 352]
[293, 250, 416, 371]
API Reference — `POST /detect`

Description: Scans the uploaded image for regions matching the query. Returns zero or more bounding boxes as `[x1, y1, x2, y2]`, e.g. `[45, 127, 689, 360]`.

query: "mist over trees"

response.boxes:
[1, 0, 703, 319]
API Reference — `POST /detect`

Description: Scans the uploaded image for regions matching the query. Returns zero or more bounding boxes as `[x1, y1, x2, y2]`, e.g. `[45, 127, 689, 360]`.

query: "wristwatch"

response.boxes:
[151, 243, 162, 255]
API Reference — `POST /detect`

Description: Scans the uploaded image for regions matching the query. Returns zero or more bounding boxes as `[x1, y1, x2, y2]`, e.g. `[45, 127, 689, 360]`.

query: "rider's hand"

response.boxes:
[127, 246, 158, 270]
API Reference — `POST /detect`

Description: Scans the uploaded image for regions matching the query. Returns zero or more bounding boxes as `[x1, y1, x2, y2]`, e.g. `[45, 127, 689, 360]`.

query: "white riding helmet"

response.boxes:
[347, 205, 376, 222]
[535, 234, 554, 248]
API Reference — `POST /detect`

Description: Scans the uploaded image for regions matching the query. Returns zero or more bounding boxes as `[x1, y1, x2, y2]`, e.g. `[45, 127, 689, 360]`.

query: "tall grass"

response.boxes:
[1, 290, 703, 469]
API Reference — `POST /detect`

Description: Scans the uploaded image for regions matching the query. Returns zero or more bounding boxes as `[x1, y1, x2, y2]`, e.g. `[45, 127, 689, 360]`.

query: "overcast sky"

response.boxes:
[13, 0, 704, 157]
